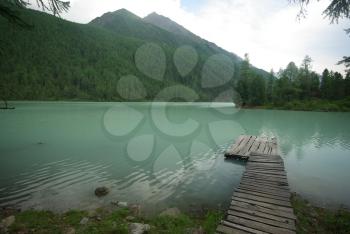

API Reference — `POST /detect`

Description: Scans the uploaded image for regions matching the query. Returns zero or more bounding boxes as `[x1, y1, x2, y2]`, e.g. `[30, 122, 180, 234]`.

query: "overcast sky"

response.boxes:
[31, 0, 349, 74]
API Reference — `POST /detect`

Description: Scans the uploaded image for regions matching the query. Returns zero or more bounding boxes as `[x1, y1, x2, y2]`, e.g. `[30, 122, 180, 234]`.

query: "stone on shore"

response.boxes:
[129, 223, 150, 234]
[1, 215, 15, 228]
[159, 207, 181, 217]
[79, 217, 89, 225]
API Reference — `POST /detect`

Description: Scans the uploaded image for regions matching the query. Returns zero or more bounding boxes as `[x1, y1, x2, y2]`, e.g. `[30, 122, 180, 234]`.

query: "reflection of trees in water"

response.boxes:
[235, 110, 350, 158]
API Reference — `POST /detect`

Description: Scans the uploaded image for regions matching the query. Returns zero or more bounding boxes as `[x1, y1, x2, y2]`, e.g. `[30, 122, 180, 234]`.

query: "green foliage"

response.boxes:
[10, 210, 61, 233]
[201, 211, 224, 234]
[291, 193, 350, 234]
[6, 207, 223, 234]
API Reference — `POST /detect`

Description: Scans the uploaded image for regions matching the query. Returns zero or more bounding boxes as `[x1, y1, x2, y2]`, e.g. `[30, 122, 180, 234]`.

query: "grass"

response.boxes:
[3, 207, 223, 234]
[291, 193, 350, 234]
[4, 194, 350, 233]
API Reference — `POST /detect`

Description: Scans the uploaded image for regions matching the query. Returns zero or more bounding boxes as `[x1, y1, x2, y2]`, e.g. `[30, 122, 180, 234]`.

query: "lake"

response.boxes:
[0, 102, 350, 213]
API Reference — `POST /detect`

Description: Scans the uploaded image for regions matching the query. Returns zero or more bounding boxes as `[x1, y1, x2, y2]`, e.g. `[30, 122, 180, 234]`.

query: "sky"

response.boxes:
[30, 0, 349, 74]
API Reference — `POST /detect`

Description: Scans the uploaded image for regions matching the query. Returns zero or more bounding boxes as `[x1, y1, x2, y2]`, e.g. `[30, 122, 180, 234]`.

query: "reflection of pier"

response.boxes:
[217, 135, 296, 234]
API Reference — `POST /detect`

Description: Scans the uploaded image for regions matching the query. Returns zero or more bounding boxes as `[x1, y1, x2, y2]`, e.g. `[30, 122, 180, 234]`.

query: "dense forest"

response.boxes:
[236, 54, 350, 111]
[0, 8, 269, 102]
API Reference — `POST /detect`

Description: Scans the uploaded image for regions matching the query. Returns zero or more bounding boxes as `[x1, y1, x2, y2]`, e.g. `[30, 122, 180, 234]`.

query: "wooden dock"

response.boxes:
[217, 135, 296, 234]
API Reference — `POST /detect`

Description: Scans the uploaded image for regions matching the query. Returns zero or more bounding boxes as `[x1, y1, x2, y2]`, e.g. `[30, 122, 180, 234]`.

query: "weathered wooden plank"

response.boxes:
[216, 224, 250, 234]
[233, 192, 292, 207]
[244, 172, 287, 180]
[248, 159, 283, 164]
[240, 178, 289, 187]
[227, 210, 296, 230]
[246, 164, 285, 168]
[244, 171, 287, 179]
[263, 142, 271, 155]
[244, 170, 287, 176]
[243, 175, 288, 183]
[232, 135, 251, 155]
[232, 197, 294, 213]
[238, 185, 291, 198]
[229, 205, 295, 225]
[247, 162, 284, 167]
[250, 152, 279, 157]
[249, 138, 261, 155]
[226, 215, 295, 234]
[246, 167, 286, 172]
[230, 200, 296, 220]
[240, 178, 289, 189]
[242, 177, 289, 187]
[239, 183, 289, 194]
[240, 136, 257, 156]
[220, 221, 268, 234]
[226, 135, 245, 155]
[235, 188, 290, 202]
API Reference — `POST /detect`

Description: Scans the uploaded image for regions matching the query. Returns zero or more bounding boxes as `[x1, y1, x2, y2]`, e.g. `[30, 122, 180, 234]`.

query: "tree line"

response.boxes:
[235, 54, 350, 111]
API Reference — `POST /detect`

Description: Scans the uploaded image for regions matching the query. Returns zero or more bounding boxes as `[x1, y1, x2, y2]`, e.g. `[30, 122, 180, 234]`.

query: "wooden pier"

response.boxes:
[217, 135, 296, 234]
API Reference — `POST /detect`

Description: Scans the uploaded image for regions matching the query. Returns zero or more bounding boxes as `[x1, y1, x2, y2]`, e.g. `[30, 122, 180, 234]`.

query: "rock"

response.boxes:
[185, 227, 204, 234]
[1, 215, 15, 228]
[117, 201, 128, 207]
[64, 227, 76, 234]
[125, 216, 135, 221]
[94, 186, 110, 197]
[111, 201, 118, 206]
[159, 207, 181, 218]
[87, 210, 97, 218]
[129, 223, 150, 234]
[79, 217, 89, 225]
[129, 204, 141, 216]
[112, 221, 117, 229]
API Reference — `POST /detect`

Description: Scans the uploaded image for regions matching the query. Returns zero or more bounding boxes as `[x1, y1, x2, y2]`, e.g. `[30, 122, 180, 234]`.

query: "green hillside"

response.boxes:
[0, 8, 268, 102]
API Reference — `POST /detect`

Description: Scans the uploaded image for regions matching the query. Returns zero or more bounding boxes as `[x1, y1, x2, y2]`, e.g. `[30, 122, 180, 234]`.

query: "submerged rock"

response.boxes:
[129, 223, 150, 234]
[159, 207, 181, 217]
[94, 187, 110, 197]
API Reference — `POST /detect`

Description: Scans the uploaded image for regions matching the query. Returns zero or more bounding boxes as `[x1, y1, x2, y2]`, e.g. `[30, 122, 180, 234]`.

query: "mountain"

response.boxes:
[143, 12, 199, 39]
[0, 8, 268, 101]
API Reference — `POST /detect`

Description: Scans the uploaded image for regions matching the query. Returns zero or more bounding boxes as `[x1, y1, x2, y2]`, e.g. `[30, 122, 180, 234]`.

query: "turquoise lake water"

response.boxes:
[0, 102, 349, 213]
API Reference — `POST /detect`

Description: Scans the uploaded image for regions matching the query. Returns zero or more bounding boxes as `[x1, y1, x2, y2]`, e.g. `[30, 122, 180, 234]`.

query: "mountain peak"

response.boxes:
[143, 12, 193, 38]
[89, 8, 140, 25]
[113, 8, 134, 15]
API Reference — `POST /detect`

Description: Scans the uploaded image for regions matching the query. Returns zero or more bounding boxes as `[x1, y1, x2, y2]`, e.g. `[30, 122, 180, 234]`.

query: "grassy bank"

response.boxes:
[291, 193, 350, 233]
[2, 194, 350, 233]
[0, 206, 223, 234]
[257, 98, 350, 112]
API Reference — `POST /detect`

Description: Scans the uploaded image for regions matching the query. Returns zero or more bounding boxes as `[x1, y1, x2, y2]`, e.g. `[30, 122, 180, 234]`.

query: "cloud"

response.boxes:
[28, 0, 349, 74]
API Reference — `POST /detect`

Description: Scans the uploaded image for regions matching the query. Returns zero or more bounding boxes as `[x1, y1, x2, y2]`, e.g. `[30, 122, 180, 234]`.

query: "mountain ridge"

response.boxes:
[0, 8, 268, 101]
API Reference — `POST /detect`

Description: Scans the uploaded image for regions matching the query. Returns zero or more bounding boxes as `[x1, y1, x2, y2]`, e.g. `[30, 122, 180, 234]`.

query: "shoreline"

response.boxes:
[1, 193, 350, 233]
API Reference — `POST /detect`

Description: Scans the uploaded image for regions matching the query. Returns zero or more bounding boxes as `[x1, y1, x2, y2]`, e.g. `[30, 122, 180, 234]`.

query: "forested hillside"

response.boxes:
[0, 8, 269, 102]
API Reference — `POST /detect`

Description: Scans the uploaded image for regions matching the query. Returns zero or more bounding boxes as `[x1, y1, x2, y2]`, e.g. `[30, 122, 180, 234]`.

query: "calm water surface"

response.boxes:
[0, 102, 349, 213]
